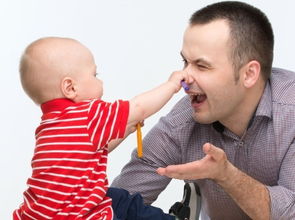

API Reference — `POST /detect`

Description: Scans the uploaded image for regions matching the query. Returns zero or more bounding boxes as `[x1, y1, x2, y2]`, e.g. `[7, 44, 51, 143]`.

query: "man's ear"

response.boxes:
[61, 77, 77, 100]
[243, 60, 261, 88]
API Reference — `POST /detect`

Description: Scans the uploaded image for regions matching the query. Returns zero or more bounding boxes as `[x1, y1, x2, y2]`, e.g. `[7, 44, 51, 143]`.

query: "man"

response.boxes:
[112, 1, 295, 219]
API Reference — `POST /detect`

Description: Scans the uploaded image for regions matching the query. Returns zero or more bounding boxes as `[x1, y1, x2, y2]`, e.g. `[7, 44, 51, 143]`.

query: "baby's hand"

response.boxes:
[168, 70, 193, 92]
[126, 121, 144, 136]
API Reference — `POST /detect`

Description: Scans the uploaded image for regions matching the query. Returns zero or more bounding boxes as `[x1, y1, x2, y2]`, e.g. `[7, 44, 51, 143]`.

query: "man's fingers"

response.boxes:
[156, 167, 166, 176]
[156, 165, 184, 179]
[203, 143, 225, 161]
[157, 165, 186, 179]
[158, 144, 228, 181]
[157, 162, 201, 180]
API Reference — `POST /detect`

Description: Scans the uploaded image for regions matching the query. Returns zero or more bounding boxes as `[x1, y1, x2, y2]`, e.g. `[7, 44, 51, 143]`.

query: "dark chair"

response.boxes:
[169, 182, 201, 220]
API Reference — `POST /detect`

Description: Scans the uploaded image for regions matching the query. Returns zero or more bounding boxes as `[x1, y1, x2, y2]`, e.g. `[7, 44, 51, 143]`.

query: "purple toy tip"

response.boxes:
[181, 81, 189, 91]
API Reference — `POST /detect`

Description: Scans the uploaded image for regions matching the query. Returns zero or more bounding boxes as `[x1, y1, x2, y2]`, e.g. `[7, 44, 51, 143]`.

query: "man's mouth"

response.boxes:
[190, 93, 207, 105]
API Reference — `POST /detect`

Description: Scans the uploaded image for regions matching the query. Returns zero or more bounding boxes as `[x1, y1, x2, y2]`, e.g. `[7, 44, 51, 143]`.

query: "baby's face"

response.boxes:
[73, 51, 103, 102]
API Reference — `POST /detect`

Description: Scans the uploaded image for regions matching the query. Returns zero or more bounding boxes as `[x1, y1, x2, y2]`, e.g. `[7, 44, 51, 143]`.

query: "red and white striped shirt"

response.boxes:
[14, 98, 129, 220]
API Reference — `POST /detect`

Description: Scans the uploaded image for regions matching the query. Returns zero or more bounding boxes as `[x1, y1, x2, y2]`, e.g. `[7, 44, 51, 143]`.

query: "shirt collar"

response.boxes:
[41, 98, 75, 114]
[254, 80, 272, 119]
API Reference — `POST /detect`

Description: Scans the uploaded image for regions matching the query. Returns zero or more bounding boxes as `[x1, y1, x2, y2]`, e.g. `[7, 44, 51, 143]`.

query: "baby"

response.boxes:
[13, 37, 192, 220]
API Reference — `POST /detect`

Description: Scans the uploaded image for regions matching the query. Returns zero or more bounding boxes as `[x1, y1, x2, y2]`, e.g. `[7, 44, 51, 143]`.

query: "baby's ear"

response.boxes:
[61, 77, 77, 100]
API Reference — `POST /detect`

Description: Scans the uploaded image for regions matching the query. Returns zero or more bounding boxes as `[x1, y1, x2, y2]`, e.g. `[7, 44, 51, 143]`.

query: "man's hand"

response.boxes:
[157, 143, 234, 182]
[157, 143, 271, 219]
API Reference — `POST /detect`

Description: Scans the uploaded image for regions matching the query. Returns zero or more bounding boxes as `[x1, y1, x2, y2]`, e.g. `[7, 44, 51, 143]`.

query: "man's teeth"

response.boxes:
[192, 94, 206, 103]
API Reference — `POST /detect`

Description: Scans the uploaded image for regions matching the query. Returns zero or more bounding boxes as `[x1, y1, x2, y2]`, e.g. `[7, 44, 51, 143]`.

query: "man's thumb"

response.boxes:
[203, 143, 223, 161]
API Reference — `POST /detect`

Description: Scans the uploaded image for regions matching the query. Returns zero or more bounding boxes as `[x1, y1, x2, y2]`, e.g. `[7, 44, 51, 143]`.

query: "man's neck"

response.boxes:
[221, 82, 265, 137]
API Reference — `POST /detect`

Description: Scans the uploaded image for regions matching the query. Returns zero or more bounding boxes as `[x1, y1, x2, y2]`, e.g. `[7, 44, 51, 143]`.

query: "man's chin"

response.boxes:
[192, 114, 214, 124]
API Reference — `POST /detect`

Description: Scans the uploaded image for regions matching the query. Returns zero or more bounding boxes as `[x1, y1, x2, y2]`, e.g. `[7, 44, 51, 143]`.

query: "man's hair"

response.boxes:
[190, 1, 274, 80]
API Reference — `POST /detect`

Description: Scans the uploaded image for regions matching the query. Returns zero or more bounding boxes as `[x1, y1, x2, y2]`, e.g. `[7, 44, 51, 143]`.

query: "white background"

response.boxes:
[1, 0, 295, 219]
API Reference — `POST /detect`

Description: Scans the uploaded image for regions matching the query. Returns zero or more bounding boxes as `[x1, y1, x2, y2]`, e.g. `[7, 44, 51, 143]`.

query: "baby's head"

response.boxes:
[20, 37, 103, 105]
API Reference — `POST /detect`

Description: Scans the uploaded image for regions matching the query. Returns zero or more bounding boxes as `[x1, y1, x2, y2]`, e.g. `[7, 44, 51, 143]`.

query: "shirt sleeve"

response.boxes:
[87, 99, 129, 150]
[111, 110, 183, 204]
[266, 141, 295, 219]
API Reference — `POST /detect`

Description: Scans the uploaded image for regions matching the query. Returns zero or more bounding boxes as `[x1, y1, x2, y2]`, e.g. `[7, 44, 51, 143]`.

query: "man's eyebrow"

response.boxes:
[195, 58, 212, 67]
[180, 52, 212, 67]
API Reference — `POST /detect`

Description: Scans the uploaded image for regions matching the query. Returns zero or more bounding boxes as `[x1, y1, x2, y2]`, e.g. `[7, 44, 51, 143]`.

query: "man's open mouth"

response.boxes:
[190, 93, 207, 104]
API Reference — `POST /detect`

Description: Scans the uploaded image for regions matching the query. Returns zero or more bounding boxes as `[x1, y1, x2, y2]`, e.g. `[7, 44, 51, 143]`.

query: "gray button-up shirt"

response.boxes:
[112, 68, 295, 219]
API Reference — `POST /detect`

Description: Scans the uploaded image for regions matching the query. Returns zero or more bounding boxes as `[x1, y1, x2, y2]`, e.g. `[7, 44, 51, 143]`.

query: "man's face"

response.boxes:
[181, 19, 245, 125]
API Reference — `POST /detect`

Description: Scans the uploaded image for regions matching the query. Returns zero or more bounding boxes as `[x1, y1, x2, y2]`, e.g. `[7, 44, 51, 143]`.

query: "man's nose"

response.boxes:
[183, 65, 194, 77]
[183, 66, 202, 90]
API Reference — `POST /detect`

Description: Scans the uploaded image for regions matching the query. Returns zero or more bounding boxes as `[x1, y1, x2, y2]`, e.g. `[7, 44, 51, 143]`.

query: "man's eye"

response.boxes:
[198, 65, 207, 70]
[182, 59, 188, 67]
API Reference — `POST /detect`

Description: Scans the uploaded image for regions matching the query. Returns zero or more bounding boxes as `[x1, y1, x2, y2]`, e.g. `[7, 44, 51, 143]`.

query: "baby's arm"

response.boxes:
[108, 122, 140, 152]
[108, 70, 191, 152]
[127, 70, 191, 127]
[108, 138, 124, 153]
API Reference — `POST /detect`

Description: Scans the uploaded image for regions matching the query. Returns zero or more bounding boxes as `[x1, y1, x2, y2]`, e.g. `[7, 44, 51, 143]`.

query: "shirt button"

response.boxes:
[238, 141, 244, 147]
